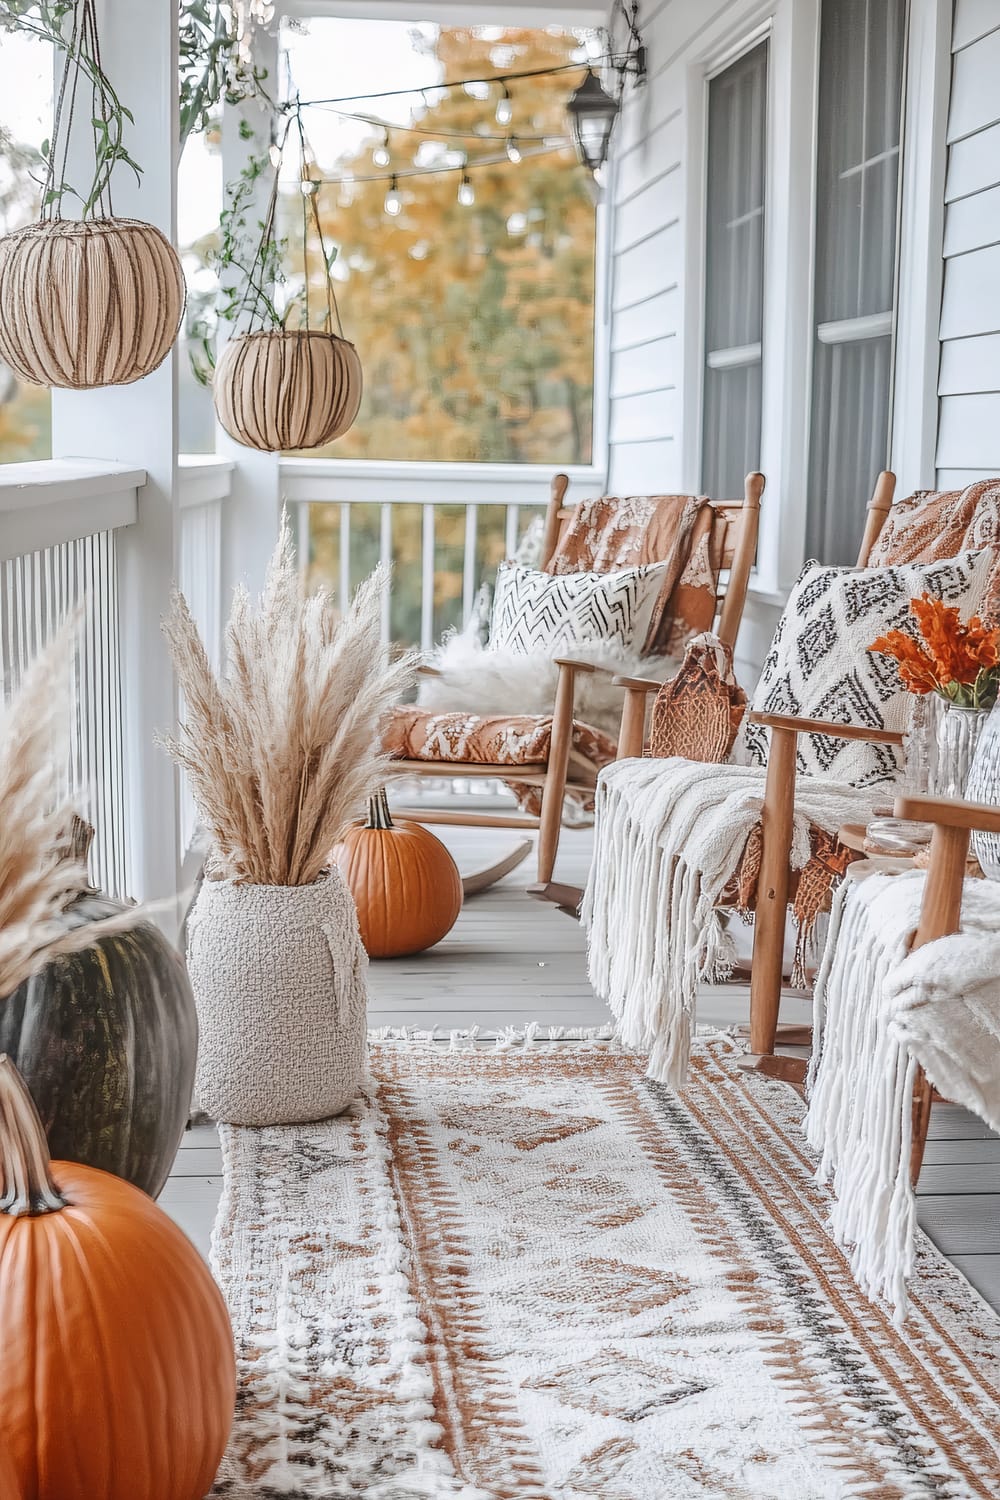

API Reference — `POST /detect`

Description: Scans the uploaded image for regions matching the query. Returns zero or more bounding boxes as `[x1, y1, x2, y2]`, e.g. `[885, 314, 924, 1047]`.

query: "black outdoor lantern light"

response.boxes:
[566, 68, 620, 174]
[566, 1, 646, 176]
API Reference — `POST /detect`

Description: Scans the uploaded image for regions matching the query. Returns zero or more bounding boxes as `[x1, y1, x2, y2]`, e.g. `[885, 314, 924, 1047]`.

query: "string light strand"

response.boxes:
[285, 55, 628, 110]
[311, 141, 572, 190]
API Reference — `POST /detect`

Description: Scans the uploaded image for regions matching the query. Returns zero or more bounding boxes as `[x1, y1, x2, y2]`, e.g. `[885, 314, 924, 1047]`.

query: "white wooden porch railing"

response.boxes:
[280, 459, 601, 649]
[0, 457, 233, 901]
[177, 457, 233, 862]
[0, 461, 143, 899]
[0, 450, 590, 912]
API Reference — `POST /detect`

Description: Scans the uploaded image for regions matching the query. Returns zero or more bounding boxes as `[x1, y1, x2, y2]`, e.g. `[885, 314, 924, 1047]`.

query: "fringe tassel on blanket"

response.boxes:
[805, 869, 1000, 1322]
[582, 757, 881, 1090]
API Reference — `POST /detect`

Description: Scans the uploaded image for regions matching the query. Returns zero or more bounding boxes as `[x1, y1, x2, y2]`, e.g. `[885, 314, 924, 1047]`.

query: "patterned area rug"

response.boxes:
[210, 1036, 1000, 1499]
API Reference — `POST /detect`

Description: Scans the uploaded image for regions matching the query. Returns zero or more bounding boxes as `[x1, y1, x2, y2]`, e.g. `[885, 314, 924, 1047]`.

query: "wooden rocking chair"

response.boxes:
[891, 793, 1000, 1184]
[603, 469, 1000, 1078]
[388, 471, 764, 895]
[603, 469, 899, 1058]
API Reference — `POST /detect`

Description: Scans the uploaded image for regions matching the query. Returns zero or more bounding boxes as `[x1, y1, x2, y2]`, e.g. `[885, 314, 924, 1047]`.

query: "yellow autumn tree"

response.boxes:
[287, 25, 596, 640]
[288, 26, 595, 463]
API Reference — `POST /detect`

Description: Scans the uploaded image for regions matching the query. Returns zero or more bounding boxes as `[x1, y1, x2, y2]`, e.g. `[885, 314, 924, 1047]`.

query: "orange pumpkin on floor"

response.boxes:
[0, 1055, 236, 1500]
[334, 789, 463, 957]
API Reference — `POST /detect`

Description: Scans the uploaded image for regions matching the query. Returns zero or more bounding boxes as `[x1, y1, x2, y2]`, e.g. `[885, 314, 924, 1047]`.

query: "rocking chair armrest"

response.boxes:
[552, 656, 599, 675]
[611, 674, 662, 694]
[894, 794, 1000, 836]
[749, 710, 905, 746]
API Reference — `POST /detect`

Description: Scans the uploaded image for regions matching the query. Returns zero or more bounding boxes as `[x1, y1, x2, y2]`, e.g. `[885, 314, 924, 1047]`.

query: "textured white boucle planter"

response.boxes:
[187, 869, 368, 1125]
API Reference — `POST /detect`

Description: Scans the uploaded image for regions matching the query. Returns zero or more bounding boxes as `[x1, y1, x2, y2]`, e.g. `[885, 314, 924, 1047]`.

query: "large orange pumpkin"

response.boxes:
[333, 789, 462, 957]
[0, 1055, 236, 1500]
[0, 1443, 22, 1500]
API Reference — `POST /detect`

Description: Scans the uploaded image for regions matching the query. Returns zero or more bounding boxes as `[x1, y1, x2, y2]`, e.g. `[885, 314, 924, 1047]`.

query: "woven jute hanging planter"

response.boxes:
[213, 107, 363, 452]
[0, 0, 184, 390]
[214, 327, 362, 451]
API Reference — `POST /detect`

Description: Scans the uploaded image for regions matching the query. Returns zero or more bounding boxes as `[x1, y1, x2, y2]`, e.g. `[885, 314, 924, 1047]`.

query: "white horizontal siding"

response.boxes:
[610, 337, 678, 398]
[938, 394, 1000, 468]
[614, 167, 682, 253]
[940, 242, 1000, 338]
[944, 120, 1000, 201]
[939, 333, 1000, 394]
[611, 287, 680, 351]
[943, 183, 1000, 256]
[605, 0, 691, 495]
[952, 0, 1000, 54]
[616, 114, 683, 202]
[947, 25, 1000, 142]
[609, 387, 679, 444]
[937, 468, 1000, 488]
[607, 437, 677, 492]
[612, 223, 681, 310]
[935, 12, 1000, 484]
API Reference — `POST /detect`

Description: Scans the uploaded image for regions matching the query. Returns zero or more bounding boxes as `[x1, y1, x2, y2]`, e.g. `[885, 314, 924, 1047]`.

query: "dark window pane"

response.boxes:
[806, 0, 906, 563]
[702, 41, 768, 499]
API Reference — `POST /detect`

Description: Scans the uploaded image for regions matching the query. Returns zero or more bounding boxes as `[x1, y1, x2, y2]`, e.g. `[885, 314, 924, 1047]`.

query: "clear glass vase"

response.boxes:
[966, 701, 1000, 880]
[931, 701, 990, 800]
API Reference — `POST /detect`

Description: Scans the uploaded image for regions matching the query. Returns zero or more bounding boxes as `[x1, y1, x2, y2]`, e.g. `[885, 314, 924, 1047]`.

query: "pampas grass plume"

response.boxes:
[162, 512, 414, 885]
[0, 622, 140, 998]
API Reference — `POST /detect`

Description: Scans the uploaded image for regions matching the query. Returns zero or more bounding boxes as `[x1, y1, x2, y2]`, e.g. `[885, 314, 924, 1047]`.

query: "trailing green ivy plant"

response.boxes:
[0, 0, 141, 218]
[178, 1, 273, 150]
[0, 1, 273, 178]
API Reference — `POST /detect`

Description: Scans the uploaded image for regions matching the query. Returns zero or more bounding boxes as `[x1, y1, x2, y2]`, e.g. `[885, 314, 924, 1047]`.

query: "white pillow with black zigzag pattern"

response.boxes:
[488, 560, 669, 657]
[744, 549, 994, 788]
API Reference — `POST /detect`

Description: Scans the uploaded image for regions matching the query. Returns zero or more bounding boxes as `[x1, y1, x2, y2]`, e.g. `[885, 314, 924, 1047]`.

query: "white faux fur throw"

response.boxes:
[804, 869, 1000, 1321]
[417, 632, 673, 739]
[582, 757, 882, 1089]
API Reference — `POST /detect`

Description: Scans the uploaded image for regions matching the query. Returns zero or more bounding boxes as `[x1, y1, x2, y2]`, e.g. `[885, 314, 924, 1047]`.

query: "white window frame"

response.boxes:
[680, 0, 951, 599]
[681, 0, 815, 600]
[888, 0, 952, 497]
[698, 26, 770, 500]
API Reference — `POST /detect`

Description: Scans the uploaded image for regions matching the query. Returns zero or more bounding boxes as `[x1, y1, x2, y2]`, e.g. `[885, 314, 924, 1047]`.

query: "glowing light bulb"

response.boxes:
[495, 87, 512, 127]
[506, 135, 522, 165]
[457, 173, 475, 207]
[372, 130, 390, 169]
[384, 175, 402, 216]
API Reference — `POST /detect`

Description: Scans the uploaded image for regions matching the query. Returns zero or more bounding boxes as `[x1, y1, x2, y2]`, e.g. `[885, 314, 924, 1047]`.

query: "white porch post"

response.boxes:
[218, 29, 283, 604]
[50, 0, 181, 917]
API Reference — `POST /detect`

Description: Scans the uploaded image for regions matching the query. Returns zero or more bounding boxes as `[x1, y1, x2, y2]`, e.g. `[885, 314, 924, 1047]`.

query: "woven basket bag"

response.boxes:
[186, 867, 368, 1126]
[648, 633, 747, 763]
[0, 218, 184, 389]
[214, 328, 363, 452]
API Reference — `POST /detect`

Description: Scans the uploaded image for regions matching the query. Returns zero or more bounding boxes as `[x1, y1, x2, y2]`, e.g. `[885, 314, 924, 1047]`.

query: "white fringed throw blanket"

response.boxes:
[582, 757, 882, 1088]
[805, 869, 1000, 1321]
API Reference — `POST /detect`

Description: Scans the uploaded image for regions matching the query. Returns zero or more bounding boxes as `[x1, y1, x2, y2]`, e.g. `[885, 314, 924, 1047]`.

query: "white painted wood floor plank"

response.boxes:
[167, 1146, 223, 1177]
[916, 1196, 1000, 1255]
[949, 1254, 1000, 1308]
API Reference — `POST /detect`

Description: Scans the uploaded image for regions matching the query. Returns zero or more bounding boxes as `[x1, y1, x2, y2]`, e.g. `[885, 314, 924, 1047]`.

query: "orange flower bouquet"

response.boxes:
[870, 594, 1000, 711]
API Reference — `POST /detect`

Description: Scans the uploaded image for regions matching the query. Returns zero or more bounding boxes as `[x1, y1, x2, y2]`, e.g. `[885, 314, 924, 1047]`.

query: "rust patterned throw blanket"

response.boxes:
[868, 478, 1000, 622]
[546, 493, 721, 653]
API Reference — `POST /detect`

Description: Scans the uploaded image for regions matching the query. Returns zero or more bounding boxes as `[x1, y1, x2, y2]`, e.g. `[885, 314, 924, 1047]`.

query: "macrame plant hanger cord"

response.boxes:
[0, 0, 185, 389]
[212, 101, 363, 451]
[45, 0, 115, 222]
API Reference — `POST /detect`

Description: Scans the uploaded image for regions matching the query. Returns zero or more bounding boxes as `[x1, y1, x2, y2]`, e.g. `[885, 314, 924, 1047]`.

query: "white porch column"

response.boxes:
[50, 0, 181, 916]
[218, 29, 283, 604]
